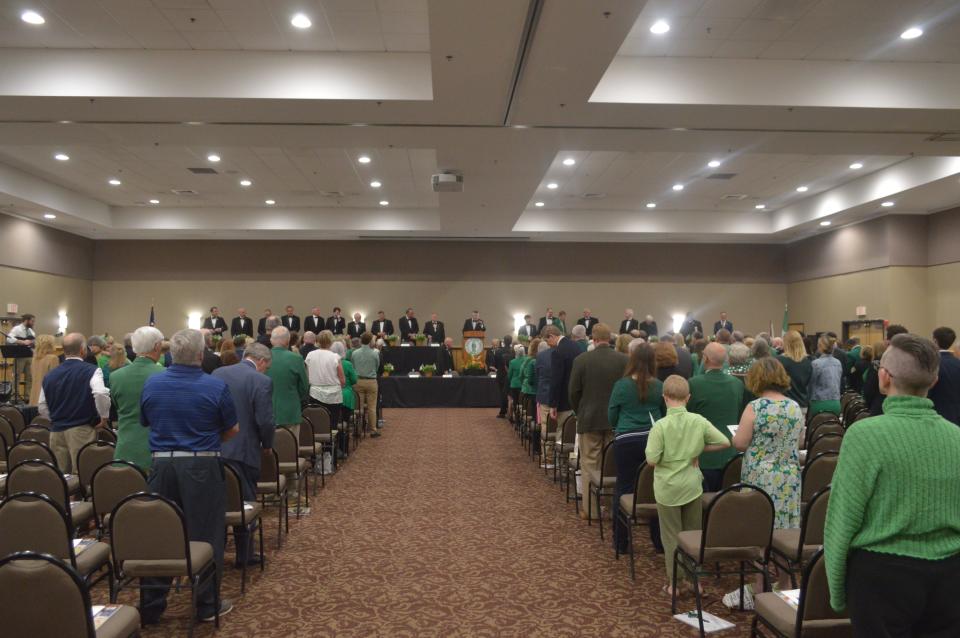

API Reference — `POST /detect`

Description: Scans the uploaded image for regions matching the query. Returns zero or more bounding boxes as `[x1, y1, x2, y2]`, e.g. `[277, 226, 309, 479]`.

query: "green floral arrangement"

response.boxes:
[385, 334, 399, 345]
[463, 360, 486, 376]
[517, 334, 531, 344]
[382, 363, 395, 375]
[419, 364, 437, 376]
[413, 333, 427, 344]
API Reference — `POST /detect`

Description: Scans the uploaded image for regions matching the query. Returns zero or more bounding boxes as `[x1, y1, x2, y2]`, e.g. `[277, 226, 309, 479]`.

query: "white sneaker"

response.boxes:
[722, 585, 755, 611]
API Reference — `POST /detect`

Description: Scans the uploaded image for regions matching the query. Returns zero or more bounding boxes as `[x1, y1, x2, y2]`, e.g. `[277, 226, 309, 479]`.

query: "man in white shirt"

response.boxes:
[7, 313, 36, 401]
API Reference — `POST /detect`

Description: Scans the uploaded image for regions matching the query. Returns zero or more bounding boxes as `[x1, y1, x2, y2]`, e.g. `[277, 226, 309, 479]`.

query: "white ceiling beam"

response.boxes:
[0, 160, 111, 227]
[514, 208, 772, 236]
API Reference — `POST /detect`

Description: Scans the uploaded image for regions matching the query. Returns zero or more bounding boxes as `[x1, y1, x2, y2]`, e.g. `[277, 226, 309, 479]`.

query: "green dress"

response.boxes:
[520, 356, 537, 395]
[341, 359, 358, 410]
[741, 397, 802, 529]
[267, 347, 309, 425]
[110, 356, 165, 470]
[508, 356, 524, 390]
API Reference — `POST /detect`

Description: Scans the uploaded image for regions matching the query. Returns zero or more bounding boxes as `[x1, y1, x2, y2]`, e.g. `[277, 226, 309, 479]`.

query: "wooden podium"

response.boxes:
[462, 330, 486, 367]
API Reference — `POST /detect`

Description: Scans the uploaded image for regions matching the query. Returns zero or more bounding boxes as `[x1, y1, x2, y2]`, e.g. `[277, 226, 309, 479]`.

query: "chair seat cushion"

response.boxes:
[70, 501, 95, 529]
[279, 459, 308, 475]
[122, 541, 213, 577]
[771, 528, 820, 562]
[676, 530, 765, 562]
[95, 604, 141, 638]
[298, 446, 315, 458]
[75, 540, 111, 578]
[618, 493, 658, 520]
[314, 433, 332, 443]
[225, 501, 263, 526]
[256, 474, 287, 495]
[65, 474, 81, 496]
[754, 592, 797, 636]
[583, 468, 616, 489]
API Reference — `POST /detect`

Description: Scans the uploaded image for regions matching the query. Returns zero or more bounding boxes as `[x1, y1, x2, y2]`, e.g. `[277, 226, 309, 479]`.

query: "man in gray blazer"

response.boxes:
[568, 323, 628, 519]
[212, 343, 276, 566]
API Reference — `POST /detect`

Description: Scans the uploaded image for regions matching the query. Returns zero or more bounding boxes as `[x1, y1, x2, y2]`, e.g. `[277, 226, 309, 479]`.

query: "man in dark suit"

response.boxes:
[463, 310, 485, 333]
[202, 307, 227, 336]
[619, 309, 639, 335]
[638, 314, 658, 337]
[494, 335, 514, 417]
[437, 337, 456, 374]
[212, 342, 275, 566]
[544, 325, 581, 429]
[679, 312, 702, 340]
[518, 315, 537, 339]
[423, 313, 445, 344]
[201, 330, 221, 374]
[371, 311, 393, 337]
[303, 307, 325, 335]
[486, 339, 499, 371]
[577, 308, 600, 337]
[257, 316, 279, 348]
[713, 312, 733, 335]
[537, 308, 559, 334]
[257, 308, 272, 337]
[399, 308, 419, 342]
[672, 333, 694, 378]
[231, 308, 254, 338]
[930, 326, 960, 426]
[326, 307, 346, 335]
[347, 312, 366, 339]
[281, 305, 300, 333]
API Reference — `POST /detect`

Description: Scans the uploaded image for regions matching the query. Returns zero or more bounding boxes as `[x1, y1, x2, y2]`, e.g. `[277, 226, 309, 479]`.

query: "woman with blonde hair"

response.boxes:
[103, 342, 130, 387]
[29, 334, 60, 405]
[615, 333, 632, 355]
[776, 330, 813, 414]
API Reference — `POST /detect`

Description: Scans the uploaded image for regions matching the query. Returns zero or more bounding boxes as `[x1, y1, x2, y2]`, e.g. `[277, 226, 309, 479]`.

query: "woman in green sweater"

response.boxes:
[824, 334, 960, 634]
[608, 342, 665, 554]
[520, 339, 541, 445]
[506, 344, 526, 423]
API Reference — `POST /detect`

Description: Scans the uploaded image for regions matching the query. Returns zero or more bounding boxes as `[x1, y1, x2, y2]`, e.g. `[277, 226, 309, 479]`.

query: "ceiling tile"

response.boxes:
[334, 32, 385, 51]
[43, 0, 122, 32]
[232, 30, 288, 49]
[181, 30, 241, 49]
[128, 29, 191, 49]
[383, 32, 428, 52]
[713, 39, 771, 58]
[82, 31, 142, 48]
[376, 0, 427, 12]
[160, 8, 226, 31]
[105, 6, 176, 31]
[749, 0, 819, 21]
[698, 0, 763, 19]
[282, 29, 337, 50]
[216, 8, 278, 32]
[730, 18, 795, 41]
[379, 11, 428, 35]
[326, 11, 381, 35]
[675, 16, 743, 40]
[667, 38, 722, 57]
[152, 0, 214, 7]
[757, 39, 818, 59]
[322, 0, 377, 12]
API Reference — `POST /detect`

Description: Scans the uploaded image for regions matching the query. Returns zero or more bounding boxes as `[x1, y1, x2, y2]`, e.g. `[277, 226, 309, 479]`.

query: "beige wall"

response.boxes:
[92, 279, 787, 342]
[0, 264, 93, 336]
[928, 262, 960, 331]
[0, 213, 94, 279]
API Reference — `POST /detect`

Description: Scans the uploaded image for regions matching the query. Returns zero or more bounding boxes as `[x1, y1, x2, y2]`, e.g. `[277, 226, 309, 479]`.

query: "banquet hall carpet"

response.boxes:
[118, 408, 755, 637]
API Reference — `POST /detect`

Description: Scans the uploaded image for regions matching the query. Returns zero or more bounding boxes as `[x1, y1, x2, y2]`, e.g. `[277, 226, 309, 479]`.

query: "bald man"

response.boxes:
[687, 342, 746, 492]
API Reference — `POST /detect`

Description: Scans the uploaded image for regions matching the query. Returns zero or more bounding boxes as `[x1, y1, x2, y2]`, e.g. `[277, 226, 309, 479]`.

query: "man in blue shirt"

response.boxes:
[139, 329, 239, 624]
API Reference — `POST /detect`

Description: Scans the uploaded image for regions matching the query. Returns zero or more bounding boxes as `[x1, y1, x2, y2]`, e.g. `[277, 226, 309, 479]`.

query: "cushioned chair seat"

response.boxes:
[754, 592, 797, 636]
[0, 461, 6, 473]
[256, 474, 287, 495]
[75, 541, 111, 578]
[618, 494, 658, 520]
[771, 528, 820, 562]
[70, 501, 95, 528]
[555, 443, 575, 453]
[65, 474, 81, 495]
[298, 446, 315, 459]
[225, 502, 263, 527]
[279, 459, 308, 475]
[313, 434, 332, 443]
[121, 541, 213, 578]
[676, 530, 766, 562]
[583, 467, 616, 488]
[95, 604, 141, 638]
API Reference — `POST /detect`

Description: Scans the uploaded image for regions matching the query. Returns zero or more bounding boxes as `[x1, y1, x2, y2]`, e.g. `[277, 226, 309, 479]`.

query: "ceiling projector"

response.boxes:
[432, 172, 463, 192]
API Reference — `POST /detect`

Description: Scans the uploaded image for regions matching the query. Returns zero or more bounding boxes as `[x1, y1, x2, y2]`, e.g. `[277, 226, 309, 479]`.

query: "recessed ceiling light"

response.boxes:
[54, 153, 69, 161]
[108, 178, 122, 186]
[650, 20, 670, 34]
[796, 185, 809, 192]
[358, 155, 371, 164]
[370, 180, 382, 188]
[379, 200, 389, 206]
[672, 183, 684, 191]
[534, 201, 545, 207]
[43, 213, 56, 220]
[265, 199, 276, 205]
[900, 26, 923, 40]
[755, 204, 766, 210]
[707, 159, 722, 168]
[881, 201, 895, 207]
[149, 199, 160, 204]
[562, 157, 576, 166]
[207, 153, 220, 162]
[291, 13, 312, 29]
[820, 220, 832, 226]
[849, 162, 863, 170]
[645, 202, 656, 209]
[239, 179, 252, 187]
[547, 182, 558, 189]
[21, 10, 45, 25]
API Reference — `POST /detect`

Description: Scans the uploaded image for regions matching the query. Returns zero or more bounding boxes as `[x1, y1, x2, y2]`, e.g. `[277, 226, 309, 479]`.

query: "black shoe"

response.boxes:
[235, 555, 262, 568]
[496, 413, 506, 419]
[370, 431, 381, 438]
[199, 600, 233, 622]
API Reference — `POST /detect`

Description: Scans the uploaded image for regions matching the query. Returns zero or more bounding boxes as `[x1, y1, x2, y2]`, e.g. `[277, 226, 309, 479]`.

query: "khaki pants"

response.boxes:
[579, 429, 613, 519]
[279, 424, 301, 503]
[15, 358, 32, 403]
[50, 425, 96, 474]
[355, 379, 378, 432]
[658, 497, 703, 584]
[538, 405, 554, 462]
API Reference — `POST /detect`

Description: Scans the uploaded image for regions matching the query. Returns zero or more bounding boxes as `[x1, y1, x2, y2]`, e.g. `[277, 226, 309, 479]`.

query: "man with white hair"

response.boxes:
[257, 314, 280, 348]
[300, 331, 318, 359]
[111, 326, 166, 470]
[638, 314, 658, 337]
[200, 328, 221, 374]
[570, 324, 589, 353]
[620, 309, 639, 335]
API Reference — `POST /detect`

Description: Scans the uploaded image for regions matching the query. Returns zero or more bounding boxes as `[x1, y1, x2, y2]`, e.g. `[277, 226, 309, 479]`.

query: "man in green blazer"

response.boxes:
[569, 323, 629, 519]
[265, 327, 309, 442]
[112, 326, 166, 471]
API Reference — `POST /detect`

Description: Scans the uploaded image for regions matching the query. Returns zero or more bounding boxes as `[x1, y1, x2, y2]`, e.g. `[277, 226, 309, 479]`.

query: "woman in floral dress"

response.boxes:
[725, 357, 803, 609]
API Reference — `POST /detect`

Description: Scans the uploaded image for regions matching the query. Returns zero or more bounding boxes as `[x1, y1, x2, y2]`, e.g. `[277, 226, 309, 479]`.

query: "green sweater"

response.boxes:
[507, 356, 524, 390]
[687, 370, 745, 470]
[824, 395, 960, 611]
[520, 356, 537, 395]
[607, 377, 664, 435]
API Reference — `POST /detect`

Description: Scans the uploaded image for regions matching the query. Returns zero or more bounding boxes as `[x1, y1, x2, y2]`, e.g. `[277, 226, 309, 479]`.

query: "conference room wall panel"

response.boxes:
[928, 262, 960, 332]
[0, 214, 94, 280]
[91, 278, 787, 343]
[0, 264, 93, 336]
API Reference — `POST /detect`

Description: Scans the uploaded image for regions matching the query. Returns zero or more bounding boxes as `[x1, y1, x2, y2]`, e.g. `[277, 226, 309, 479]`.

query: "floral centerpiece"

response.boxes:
[419, 363, 437, 377]
[382, 363, 395, 376]
[463, 360, 486, 376]
[517, 334, 531, 344]
[413, 333, 427, 345]
[385, 334, 399, 346]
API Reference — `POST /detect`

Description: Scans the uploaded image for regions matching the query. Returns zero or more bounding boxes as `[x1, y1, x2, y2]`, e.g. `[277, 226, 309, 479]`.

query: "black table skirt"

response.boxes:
[379, 375, 500, 408]
[381, 346, 443, 374]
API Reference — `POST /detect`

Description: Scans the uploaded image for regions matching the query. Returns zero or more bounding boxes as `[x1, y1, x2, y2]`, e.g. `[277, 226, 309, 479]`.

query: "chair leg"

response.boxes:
[258, 519, 265, 571]
[693, 570, 706, 638]
[276, 495, 283, 549]
[739, 561, 746, 611]
[627, 522, 636, 581]
[671, 550, 680, 614]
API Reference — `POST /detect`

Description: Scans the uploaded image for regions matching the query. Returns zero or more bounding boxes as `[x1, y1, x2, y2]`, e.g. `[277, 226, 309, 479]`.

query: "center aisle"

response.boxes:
[148, 408, 754, 637]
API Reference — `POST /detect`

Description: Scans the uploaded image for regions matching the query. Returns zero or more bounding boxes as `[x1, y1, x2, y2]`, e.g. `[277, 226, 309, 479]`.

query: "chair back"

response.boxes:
[720, 452, 744, 490]
[6, 460, 70, 511]
[805, 415, 840, 447]
[0, 415, 17, 450]
[808, 423, 843, 448]
[851, 409, 872, 425]
[807, 434, 843, 462]
[632, 462, 656, 505]
[223, 464, 247, 525]
[260, 448, 281, 484]
[17, 425, 51, 446]
[802, 452, 838, 502]
[545, 413, 558, 436]
[96, 428, 118, 444]
[299, 416, 317, 450]
[91, 461, 148, 528]
[806, 411, 839, 430]
[76, 440, 116, 497]
[842, 399, 865, 426]
[274, 426, 298, 464]
[7, 440, 58, 471]
[0, 552, 97, 638]
[560, 414, 577, 445]
[29, 415, 52, 428]
[0, 406, 25, 436]
[839, 391, 859, 412]
[0, 492, 73, 565]
[303, 406, 331, 434]
[600, 440, 617, 479]
[700, 483, 775, 562]
[797, 549, 849, 631]
[111, 493, 191, 568]
[799, 486, 831, 549]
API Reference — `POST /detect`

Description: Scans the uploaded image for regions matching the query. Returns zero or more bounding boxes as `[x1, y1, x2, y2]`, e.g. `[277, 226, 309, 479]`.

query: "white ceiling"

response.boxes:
[0, 0, 958, 243]
[0, 0, 429, 52]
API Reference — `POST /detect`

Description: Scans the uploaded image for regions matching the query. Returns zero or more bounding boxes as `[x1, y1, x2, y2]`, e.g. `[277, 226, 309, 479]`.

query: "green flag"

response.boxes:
[781, 303, 789, 335]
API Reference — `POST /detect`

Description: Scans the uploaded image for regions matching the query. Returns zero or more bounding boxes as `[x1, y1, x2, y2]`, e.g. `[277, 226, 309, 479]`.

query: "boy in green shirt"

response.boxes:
[646, 375, 730, 594]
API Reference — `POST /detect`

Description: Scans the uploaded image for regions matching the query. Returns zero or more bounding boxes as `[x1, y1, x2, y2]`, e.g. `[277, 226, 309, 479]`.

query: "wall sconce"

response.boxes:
[57, 311, 68, 335]
[187, 312, 202, 329]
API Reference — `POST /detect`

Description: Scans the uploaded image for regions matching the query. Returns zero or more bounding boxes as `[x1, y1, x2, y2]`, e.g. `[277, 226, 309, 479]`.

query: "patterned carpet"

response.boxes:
[101, 408, 756, 637]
